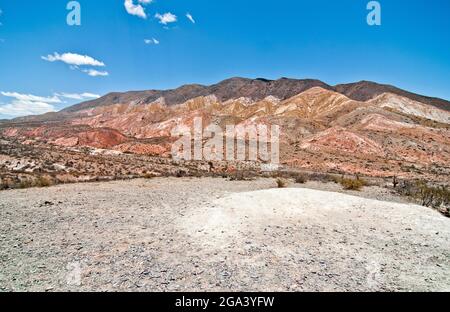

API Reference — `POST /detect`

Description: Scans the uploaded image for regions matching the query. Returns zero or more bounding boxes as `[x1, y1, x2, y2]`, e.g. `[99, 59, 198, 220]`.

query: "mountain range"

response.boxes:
[1, 78, 449, 181]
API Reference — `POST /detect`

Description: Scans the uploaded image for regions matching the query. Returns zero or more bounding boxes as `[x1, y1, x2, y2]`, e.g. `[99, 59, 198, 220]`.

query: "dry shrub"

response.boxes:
[35, 176, 53, 187]
[229, 170, 254, 181]
[331, 175, 342, 184]
[295, 174, 308, 184]
[142, 173, 155, 179]
[415, 181, 450, 213]
[19, 179, 33, 189]
[276, 178, 288, 188]
[340, 177, 366, 191]
[175, 170, 187, 178]
[55, 174, 79, 184]
[0, 178, 13, 190]
[394, 180, 449, 217]
[188, 170, 210, 178]
[304, 172, 339, 184]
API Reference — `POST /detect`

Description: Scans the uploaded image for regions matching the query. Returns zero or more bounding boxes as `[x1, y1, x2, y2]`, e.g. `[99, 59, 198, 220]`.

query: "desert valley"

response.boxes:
[1, 77, 449, 291]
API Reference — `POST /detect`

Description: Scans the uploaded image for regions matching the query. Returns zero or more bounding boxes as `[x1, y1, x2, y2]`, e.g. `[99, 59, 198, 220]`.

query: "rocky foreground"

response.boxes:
[1, 177, 449, 292]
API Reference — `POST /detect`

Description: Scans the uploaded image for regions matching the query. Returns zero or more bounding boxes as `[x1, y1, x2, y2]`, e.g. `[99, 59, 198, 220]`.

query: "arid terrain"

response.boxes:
[1, 177, 449, 292]
[1, 78, 449, 183]
[1, 77, 449, 292]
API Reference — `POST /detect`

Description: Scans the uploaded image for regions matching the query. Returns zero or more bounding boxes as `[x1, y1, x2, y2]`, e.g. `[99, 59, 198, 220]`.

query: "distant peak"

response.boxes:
[219, 77, 251, 83]
[255, 78, 273, 82]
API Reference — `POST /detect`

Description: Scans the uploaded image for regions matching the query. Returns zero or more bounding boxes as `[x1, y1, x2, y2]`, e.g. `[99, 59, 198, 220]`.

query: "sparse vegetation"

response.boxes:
[0, 178, 12, 190]
[228, 170, 255, 181]
[35, 176, 53, 187]
[339, 177, 366, 191]
[18, 179, 33, 189]
[392, 176, 399, 188]
[276, 178, 288, 188]
[330, 175, 342, 184]
[415, 181, 450, 215]
[175, 170, 187, 178]
[0, 135, 448, 220]
[294, 174, 308, 184]
[395, 180, 450, 217]
[142, 173, 155, 179]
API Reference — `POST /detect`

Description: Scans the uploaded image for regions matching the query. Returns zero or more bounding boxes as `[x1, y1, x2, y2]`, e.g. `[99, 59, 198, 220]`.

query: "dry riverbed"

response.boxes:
[0, 177, 449, 292]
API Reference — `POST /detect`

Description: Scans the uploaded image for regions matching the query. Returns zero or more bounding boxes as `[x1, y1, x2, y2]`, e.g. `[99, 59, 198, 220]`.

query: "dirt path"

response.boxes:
[0, 177, 449, 291]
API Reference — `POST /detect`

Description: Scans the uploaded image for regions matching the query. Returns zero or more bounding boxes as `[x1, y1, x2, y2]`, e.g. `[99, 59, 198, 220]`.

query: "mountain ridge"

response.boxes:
[61, 77, 334, 113]
[5, 78, 449, 124]
[1, 81, 449, 182]
[335, 80, 450, 111]
[61, 77, 449, 114]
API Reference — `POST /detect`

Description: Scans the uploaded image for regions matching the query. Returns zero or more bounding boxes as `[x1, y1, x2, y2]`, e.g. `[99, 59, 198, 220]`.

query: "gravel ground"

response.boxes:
[0, 177, 449, 292]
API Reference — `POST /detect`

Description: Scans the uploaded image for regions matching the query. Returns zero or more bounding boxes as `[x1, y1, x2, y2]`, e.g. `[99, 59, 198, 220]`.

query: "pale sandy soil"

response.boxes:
[0, 177, 449, 292]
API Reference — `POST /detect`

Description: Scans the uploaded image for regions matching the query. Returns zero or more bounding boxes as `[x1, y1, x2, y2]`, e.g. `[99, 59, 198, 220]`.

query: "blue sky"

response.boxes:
[0, 0, 449, 118]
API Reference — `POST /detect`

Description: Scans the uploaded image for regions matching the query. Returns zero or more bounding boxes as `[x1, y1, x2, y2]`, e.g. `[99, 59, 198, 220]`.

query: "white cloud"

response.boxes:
[0, 100, 56, 118]
[155, 12, 177, 25]
[1, 92, 61, 103]
[42, 52, 109, 77]
[186, 13, 195, 24]
[0, 91, 60, 118]
[0, 91, 101, 118]
[124, 0, 151, 19]
[82, 69, 109, 77]
[42, 52, 105, 67]
[56, 92, 100, 100]
[144, 38, 159, 45]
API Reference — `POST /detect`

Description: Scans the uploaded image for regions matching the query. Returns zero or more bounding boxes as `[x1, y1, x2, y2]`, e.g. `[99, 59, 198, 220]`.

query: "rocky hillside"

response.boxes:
[1, 78, 449, 181]
[61, 78, 333, 113]
[335, 81, 450, 111]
